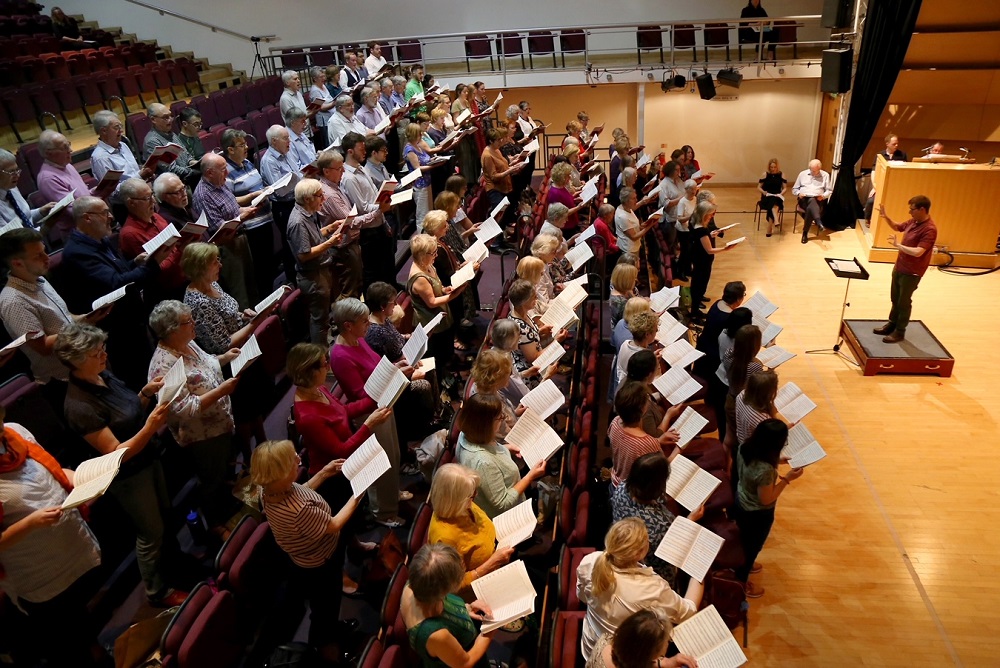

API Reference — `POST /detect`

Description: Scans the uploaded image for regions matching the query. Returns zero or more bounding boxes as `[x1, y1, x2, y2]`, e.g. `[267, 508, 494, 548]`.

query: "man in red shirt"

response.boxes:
[873, 195, 937, 343]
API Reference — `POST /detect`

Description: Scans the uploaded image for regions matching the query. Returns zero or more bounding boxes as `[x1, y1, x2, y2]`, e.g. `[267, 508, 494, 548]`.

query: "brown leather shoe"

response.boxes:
[148, 588, 189, 608]
[750, 561, 763, 574]
[745, 581, 765, 598]
[872, 323, 895, 335]
[882, 331, 905, 343]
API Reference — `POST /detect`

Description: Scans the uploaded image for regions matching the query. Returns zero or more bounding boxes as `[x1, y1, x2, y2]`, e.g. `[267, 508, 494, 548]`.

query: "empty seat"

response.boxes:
[559, 29, 587, 69]
[126, 112, 152, 151]
[406, 502, 432, 559]
[243, 80, 264, 114]
[527, 31, 557, 69]
[497, 33, 525, 69]
[159, 581, 215, 668]
[191, 95, 220, 129]
[671, 24, 698, 61]
[395, 39, 423, 65]
[704, 23, 733, 61]
[280, 48, 307, 70]
[636, 25, 664, 64]
[176, 590, 244, 668]
[464, 34, 494, 72]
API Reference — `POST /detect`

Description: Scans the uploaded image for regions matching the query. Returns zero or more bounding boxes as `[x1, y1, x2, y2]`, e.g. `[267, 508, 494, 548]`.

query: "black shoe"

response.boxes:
[872, 323, 895, 335]
[816, 221, 826, 232]
[800, 237, 808, 244]
[336, 619, 361, 634]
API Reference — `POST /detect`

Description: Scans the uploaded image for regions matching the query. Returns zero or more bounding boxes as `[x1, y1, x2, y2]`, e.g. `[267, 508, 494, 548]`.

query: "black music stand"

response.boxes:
[805, 257, 869, 364]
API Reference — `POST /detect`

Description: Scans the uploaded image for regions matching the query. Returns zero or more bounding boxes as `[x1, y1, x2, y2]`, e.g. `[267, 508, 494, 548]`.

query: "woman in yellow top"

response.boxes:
[427, 463, 514, 600]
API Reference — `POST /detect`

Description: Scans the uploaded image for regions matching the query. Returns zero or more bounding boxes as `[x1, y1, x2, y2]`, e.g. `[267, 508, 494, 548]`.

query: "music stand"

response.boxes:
[805, 257, 869, 364]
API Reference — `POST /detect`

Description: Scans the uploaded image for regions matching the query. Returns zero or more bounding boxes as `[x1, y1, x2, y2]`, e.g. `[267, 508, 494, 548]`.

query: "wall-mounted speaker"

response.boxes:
[822, 0, 854, 29]
[695, 73, 715, 100]
[821, 47, 852, 93]
[716, 69, 743, 88]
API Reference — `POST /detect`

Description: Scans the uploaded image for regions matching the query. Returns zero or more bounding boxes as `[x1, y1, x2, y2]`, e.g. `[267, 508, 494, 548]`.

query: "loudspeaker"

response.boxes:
[821, 48, 852, 93]
[716, 69, 742, 88]
[695, 73, 715, 100]
[822, 0, 853, 29]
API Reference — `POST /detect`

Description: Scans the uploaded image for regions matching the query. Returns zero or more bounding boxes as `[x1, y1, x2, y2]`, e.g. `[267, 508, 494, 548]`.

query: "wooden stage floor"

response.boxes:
[702, 188, 999, 667]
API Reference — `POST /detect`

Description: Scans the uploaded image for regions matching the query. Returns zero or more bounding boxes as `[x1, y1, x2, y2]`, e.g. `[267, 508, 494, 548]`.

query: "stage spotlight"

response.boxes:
[662, 73, 689, 93]
[717, 68, 743, 88]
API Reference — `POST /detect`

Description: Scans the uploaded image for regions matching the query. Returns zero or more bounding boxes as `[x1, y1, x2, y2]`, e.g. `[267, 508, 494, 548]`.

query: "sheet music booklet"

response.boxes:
[493, 499, 537, 549]
[60, 449, 129, 510]
[471, 560, 536, 633]
[519, 379, 565, 420]
[342, 433, 391, 498]
[363, 356, 410, 408]
[671, 605, 749, 668]
[506, 408, 562, 469]
[774, 382, 816, 424]
[665, 455, 721, 511]
[654, 515, 725, 582]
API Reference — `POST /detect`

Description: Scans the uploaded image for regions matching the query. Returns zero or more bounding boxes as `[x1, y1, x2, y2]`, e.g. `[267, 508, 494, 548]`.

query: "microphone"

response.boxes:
[920, 145, 934, 153]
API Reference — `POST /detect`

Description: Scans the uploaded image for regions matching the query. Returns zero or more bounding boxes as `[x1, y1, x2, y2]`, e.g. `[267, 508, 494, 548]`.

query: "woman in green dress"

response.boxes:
[402, 543, 494, 668]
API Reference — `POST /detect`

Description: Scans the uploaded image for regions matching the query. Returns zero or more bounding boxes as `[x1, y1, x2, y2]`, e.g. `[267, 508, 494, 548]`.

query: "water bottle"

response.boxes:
[186, 509, 209, 545]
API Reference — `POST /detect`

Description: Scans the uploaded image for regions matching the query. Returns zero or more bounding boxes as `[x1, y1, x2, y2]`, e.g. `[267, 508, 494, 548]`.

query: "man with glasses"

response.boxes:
[316, 150, 362, 300]
[153, 173, 196, 231]
[0, 149, 56, 232]
[61, 196, 164, 389]
[142, 103, 199, 187]
[287, 178, 342, 344]
[119, 178, 191, 302]
[873, 196, 937, 344]
[176, 107, 206, 162]
[90, 110, 152, 211]
[34, 131, 90, 246]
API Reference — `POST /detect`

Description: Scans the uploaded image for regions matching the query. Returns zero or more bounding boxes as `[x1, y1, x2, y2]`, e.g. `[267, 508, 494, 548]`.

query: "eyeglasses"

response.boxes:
[128, 195, 154, 202]
[0, 167, 22, 176]
[154, 114, 173, 120]
[163, 187, 186, 196]
[185, 121, 204, 129]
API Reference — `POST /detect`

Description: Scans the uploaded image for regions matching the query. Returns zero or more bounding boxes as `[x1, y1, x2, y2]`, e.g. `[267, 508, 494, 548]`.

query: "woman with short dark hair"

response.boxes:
[586, 608, 698, 668]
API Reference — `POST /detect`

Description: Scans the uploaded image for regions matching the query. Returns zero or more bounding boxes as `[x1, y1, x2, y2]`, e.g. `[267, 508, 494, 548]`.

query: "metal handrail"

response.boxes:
[123, 0, 275, 43]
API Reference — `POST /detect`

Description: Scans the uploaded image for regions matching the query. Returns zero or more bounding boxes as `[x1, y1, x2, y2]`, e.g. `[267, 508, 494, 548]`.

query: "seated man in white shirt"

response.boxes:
[792, 159, 832, 244]
[0, 149, 55, 232]
[364, 41, 388, 79]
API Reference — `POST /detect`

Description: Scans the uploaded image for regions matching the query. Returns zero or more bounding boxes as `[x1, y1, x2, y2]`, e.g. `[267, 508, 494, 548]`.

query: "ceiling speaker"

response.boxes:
[717, 68, 742, 88]
[695, 73, 715, 100]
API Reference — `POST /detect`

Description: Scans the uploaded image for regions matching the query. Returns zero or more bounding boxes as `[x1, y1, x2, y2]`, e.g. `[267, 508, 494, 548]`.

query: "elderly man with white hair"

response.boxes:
[153, 172, 198, 232]
[355, 87, 388, 134]
[260, 124, 302, 284]
[308, 66, 337, 148]
[192, 153, 259, 307]
[119, 177, 190, 302]
[89, 110, 152, 205]
[0, 149, 56, 232]
[34, 131, 89, 245]
[285, 106, 317, 171]
[279, 70, 309, 127]
[377, 78, 396, 115]
[326, 95, 370, 149]
[142, 103, 199, 186]
[792, 158, 832, 244]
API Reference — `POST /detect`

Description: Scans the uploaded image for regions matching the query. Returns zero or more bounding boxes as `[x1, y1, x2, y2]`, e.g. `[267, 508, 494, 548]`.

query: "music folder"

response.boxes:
[824, 257, 869, 280]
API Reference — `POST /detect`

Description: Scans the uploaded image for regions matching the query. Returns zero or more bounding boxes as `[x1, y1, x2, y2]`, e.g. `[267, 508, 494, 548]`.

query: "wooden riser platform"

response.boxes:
[840, 318, 954, 376]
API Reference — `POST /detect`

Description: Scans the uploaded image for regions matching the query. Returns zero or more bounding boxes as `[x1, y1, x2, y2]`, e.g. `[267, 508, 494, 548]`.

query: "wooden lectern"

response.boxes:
[868, 155, 1000, 268]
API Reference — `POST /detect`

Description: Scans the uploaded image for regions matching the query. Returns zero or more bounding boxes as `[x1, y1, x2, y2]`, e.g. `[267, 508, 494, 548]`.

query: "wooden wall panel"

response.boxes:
[915, 0, 1000, 30]
[904, 32, 1000, 68]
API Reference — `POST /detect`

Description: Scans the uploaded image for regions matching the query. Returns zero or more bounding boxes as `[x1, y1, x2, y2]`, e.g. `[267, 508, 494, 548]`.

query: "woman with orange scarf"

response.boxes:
[0, 408, 105, 666]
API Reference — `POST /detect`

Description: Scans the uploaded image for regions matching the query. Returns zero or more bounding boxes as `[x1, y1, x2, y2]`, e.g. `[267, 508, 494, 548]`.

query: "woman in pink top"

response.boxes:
[328, 298, 410, 528]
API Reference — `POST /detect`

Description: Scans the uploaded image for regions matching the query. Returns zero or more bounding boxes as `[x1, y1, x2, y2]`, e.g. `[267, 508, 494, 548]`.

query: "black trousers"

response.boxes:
[291, 537, 349, 649]
[270, 198, 298, 284]
[734, 504, 775, 581]
[359, 226, 398, 288]
[689, 258, 714, 313]
[18, 567, 102, 667]
[799, 196, 825, 239]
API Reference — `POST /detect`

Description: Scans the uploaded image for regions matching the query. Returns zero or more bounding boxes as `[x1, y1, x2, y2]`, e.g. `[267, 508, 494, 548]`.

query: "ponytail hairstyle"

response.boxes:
[727, 324, 762, 393]
[591, 518, 649, 598]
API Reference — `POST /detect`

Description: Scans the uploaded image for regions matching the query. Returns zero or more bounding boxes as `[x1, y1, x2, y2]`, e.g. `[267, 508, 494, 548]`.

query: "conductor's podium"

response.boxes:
[840, 319, 954, 377]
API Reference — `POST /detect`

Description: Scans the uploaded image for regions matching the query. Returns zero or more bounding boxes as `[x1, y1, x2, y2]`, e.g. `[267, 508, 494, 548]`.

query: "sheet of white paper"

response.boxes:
[37, 192, 75, 227]
[463, 240, 489, 264]
[399, 168, 422, 188]
[472, 560, 535, 633]
[231, 334, 262, 376]
[181, 211, 209, 235]
[390, 189, 413, 205]
[539, 298, 576, 331]
[158, 357, 186, 406]
[363, 356, 410, 408]
[656, 313, 689, 346]
[91, 283, 132, 311]
[716, 222, 740, 232]
[578, 183, 598, 205]
[141, 224, 181, 255]
[672, 406, 709, 449]
[652, 366, 702, 406]
[342, 434, 391, 498]
[576, 224, 597, 243]
[493, 499, 537, 549]
[756, 345, 795, 368]
[0, 331, 41, 354]
[751, 312, 783, 347]
[449, 261, 476, 289]
[636, 153, 651, 169]
[474, 217, 503, 243]
[254, 286, 287, 315]
[519, 379, 565, 420]
[744, 291, 777, 318]
[523, 138, 540, 154]
[564, 274, 588, 290]
[533, 339, 567, 372]
[725, 236, 746, 248]
[454, 109, 471, 125]
[506, 408, 562, 469]
[415, 356, 435, 373]
[490, 196, 510, 219]
[661, 338, 705, 369]
[655, 516, 724, 582]
[774, 383, 816, 424]
[650, 286, 681, 312]
[666, 455, 722, 511]
[788, 440, 826, 468]
[672, 606, 749, 668]
[564, 242, 594, 272]
[60, 448, 128, 509]
[372, 115, 392, 134]
[422, 312, 445, 335]
[401, 325, 428, 367]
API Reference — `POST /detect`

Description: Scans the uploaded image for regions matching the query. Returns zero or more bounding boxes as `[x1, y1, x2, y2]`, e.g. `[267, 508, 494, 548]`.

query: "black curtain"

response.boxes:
[825, 0, 922, 229]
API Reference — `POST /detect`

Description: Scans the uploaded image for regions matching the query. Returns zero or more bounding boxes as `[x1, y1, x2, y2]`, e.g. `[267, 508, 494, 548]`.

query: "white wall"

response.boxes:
[57, 0, 825, 76]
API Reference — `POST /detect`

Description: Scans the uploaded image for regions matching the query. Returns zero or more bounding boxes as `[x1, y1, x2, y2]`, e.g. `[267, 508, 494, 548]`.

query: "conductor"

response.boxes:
[872, 195, 937, 343]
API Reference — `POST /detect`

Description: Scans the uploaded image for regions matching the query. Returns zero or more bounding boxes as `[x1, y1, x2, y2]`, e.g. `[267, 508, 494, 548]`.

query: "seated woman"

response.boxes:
[249, 439, 359, 662]
[758, 158, 786, 237]
[577, 517, 703, 661]
[147, 300, 243, 535]
[608, 382, 679, 488]
[469, 348, 520, 439]
[516, 256, 550, 316]
[55, 324, 180, 606]
[735, 419, 804, 598]
[456, 393, 547, 519]
[614, 311, 658, 395]
[506, 279, 564, 381]
[587, 608, 698, 668]
[427, 463, 515, 600]
[609, 263, 639, 330]
[407, 233, 466, 366]
[625, 350, 683, 446]
[365, 281, 439, 428]
[329, 299, 408, 528]
[401, 543, 495, 668]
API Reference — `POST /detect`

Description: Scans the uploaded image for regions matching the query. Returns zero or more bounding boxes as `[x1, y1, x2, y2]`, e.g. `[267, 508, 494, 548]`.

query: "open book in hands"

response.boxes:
[158, 357, 186, 405]
[666, 455, 722, 511]
[744, 291, 777, 319]
[519, 379, 565, 420]
[671, 406, 709, 449]
[506, 408, 562, 469]
[564, 242, 594, 272]
[61, 448, 128, 509]
[230, 334, 262, 376]
[671, 605, 748, 668]
[660, 338, 705, 370]
[342, 434, 391, 498]
[774, 382, 816, 424]
[755, 345, 795, 368]
[471, 560, 536, 633]
[532, 340, 567, 375]
[652, 366, 702, 406]
[656, 313, 689, 347]
[751, 311, 783, 347]
[363, 356, 410, 409]
[474, 217, 503, 243]
[492, 499, 537, 549]
[650, 286, 681, 312]
[654, 515, 725, 583]
[782, 423, 826, 468]
[1, 330, 43, 354]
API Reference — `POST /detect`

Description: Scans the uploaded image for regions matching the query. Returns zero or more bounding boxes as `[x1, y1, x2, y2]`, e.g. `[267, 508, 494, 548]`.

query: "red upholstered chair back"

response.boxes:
[213, 515, 260, 590]
[407, 502, 432, 559]
[549, 611, 585, 668]
[558, 545, 595, 611]
[380, 563, 409, 643]
[159, 581, 214, 666]
[357, 637, 384, 668]
[176, 590, 243, 668]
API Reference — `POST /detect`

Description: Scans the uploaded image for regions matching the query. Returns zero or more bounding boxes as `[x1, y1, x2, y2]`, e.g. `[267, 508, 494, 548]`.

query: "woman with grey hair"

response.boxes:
[55, 323, 185, 607]
[401, 543, 495, 666]
[328, 298, 406, 528]
[308, 66, 336, 148]
[147, 300, 243, 534]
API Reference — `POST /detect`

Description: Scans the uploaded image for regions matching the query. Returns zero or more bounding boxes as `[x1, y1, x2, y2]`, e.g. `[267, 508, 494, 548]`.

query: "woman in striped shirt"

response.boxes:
[250, 439, 359, 662]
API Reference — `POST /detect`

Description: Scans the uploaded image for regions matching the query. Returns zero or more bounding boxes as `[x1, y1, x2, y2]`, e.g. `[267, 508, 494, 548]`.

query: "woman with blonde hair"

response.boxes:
[427, 463, 515, 600]
[577, 518, 703, 661]
[250, 439, 360, 661]
[470, 347, 520, 439]
[408, 232, 466, 366]
[757, 157, 786, 237]
[689, 200, 733, 322]
[516, 255, 549, 315]
[531, 232, 567, 293]
[609, 263, 639, 329]
[430, 197, 481, 330]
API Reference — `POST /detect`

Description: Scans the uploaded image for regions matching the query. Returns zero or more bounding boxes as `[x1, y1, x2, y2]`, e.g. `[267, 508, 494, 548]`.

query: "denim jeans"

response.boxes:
[888, 270, 921, 335]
